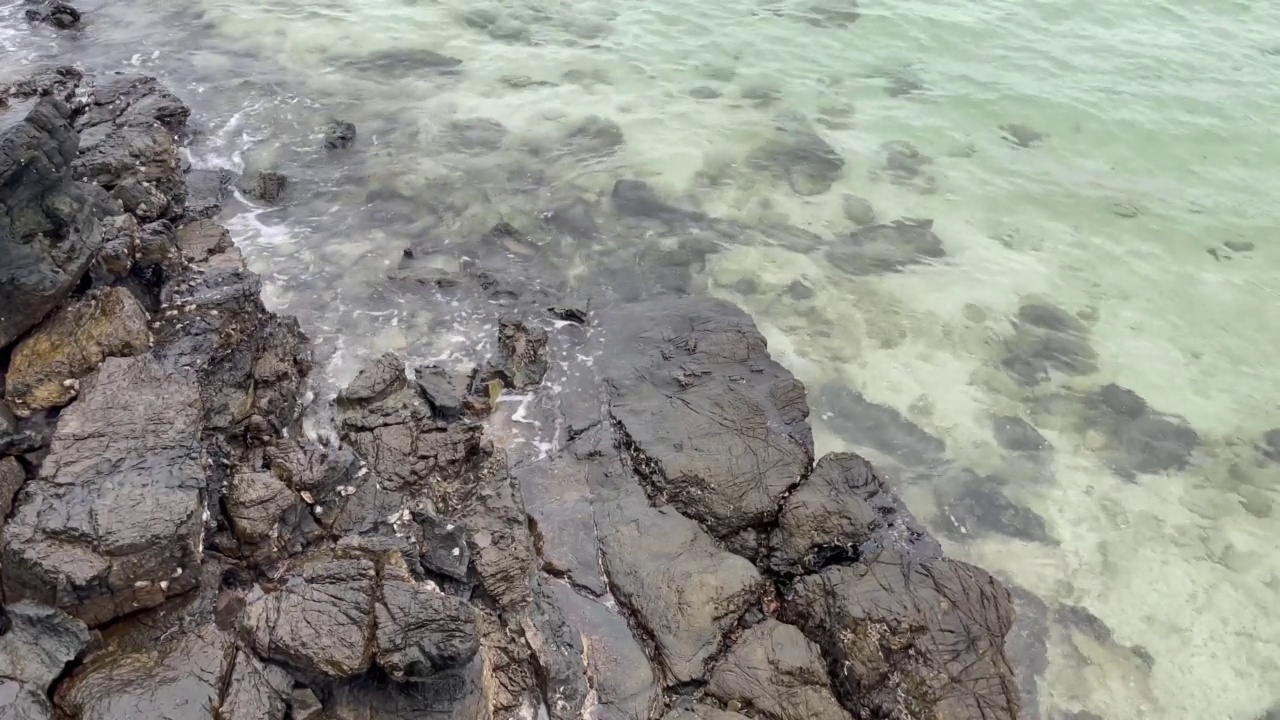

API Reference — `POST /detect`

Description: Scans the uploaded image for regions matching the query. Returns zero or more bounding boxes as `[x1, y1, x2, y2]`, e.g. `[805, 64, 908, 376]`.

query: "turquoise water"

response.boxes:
[5, 0, 1280, 717]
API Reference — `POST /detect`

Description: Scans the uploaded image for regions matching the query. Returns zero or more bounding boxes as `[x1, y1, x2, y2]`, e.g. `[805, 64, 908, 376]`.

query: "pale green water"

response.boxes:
[5, 0, 1280, 717]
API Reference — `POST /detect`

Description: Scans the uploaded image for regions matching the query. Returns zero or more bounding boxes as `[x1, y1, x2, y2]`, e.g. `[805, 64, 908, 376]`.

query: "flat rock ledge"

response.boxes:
[0, 69, 1022, 720]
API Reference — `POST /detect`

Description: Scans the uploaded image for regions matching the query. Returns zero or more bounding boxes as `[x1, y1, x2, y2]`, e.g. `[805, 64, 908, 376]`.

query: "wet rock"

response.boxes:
[241, 170, 288, 203]
[341, 48, 463, 77]
[1016, 302, 1088, 336]
[444, 117, 508, 153]
[414, 512, 471, 581]
[0, 602, 89, 719]
[0, 456, 23, 533]
[2, 356, 205, 627]
[24, 1, 82, 30]
[602, 297, 813, 536]
[747, 113, 846, 196]
[4, 287, 151, 417]
[74, 74, 190, 134]
[597, 479, 764, 682]
[375, 556, 480, 681]
[841, 193, 876, 226]
[706, 619, 851, 720]
[519, 576, 591, 720]
[322, 655, 487, 720]
[611, 179, 708, 225]
[826, 218, 945, 275]
[412, 365, 466, 421]
[518, 456, 606, 595]
[183, 167, 234, 219]
[92, 213, 138, 283]
[226, 470, 297, 547]
[111, 175, 170, 220]
[1224, 239, 1255, 253]
[785, 550, 1020, 720]
[992, 414, 1052, 453]
[1000, 123, 1046, 148]
[733, 276, 761, 295]
[175, 218, 233, 261]
[73, 115, 182, 206]
[820, 384, 947, 471]
[1000, 326, 1099, 386]
[561, 115, 625, 157]
[664, 706, 752, 720]
[135, 219, 177, 268]
[323, 119, 357, 150]
[548, 304, 589, 324]
[939, 477, 1055, 544]
[770, 452, 939, 574]
[546, 579, 659, 718]
[484, 318, 549, 390]
[1003, 584, 1050, 720]
[0, 96, 103, 348]
[242, 552, 377, 678]
[291, 688, 323, 720]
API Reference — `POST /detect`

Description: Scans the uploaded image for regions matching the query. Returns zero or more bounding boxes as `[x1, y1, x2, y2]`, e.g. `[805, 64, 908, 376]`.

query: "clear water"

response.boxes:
[4, 0, 1280, 717]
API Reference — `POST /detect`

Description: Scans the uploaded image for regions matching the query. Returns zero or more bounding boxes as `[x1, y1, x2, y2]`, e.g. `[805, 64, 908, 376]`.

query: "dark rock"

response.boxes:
[1016, 302, 1088, 336]
[323, 119, 357, 150]
[242, 552, 377, 678]
[733, 276, 760, 295]
[1001, 329, 1099, 385]
[1004, 584, 1051, 720]
[24, 2, 82, 30]
[799, 0, 861, 27]
[375, 556, 480, 681]
[226, 470, 297, 547]
[291, 688, 323, 720]
[820, 384, 947, 472]
[414, 512, 471, 581]
[183, 167, 234, 219]
[785, 550, 1020, 720]
[747, 113, 845, 196]
[322, 655, 487, 720]
[4, 286, 151, 416]
[770, 452, 939, 574]
[690, 86, 723, 99]
[175, 218, 233, 261]
[93, 213, 138, 283]
[0, 456, 23, 534]
[610, 179, 708, 225]
[0, 408, 49, 457]
[1224, 239, 1255, 253]
[73, 115, 183, 210]
[1001, 123, 1045, 148]
[135, 219, 177, 269]
[2, 356, 205, 627]
[1112, 415, 1199, 474]
[75, 74, 190, 134]
[706, 619, 851, 720]
[826, 218, 945, 275]
[939, 477, 1055, 544]
[520, 576, 591, 720]
[111, 175, 170, 220]
[880, 139, 933, 186]
[602, 297, 813, 536]
[241, 170, 288, 203]
[517, 452, 608, 596]
[0, 96, 103, 349]
[0, 602, 89, 719]
[484, 318, 549, 390]
[596, 475, 764, 682]
[664, 706, 753, 720]
[412, 365, 466, 421]
[548, 305, 589, 324]
[561, 115, 625, 157]
[444, 117, 508, 153]
[992, 414, 1052, 453]
[841, 193, 876, 226]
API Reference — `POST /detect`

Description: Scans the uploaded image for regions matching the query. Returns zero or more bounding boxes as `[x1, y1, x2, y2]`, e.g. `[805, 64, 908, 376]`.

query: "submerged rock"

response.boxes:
[610, 179, 708, 225]
[4, 287, 151, 416]
[826, 218, 945, 275]
[340, 48, 463, 77]
[444, 117, 508, 153]
[323, 119, 357, 150]
[241, 169, 288, 203]
[938, 475, 1056, 544]
[820, 384, 947, 472]
[747, 114, 846, 196]
[560, 115, 625, 157]
[1000, 301, 1099, 386]
[1000, 123, 1046, 148]
[840, 192, 876, 226]
[992, 414, 1052, 453]
[2, 356, 205, 626]
[24, 1, 82, 30]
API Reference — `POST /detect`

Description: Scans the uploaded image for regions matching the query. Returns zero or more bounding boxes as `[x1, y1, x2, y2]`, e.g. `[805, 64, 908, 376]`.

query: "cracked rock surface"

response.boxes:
[0, 69, 1022, 720]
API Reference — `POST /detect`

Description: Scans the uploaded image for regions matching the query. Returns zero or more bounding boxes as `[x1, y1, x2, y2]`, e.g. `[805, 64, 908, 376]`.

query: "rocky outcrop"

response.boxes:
[0, 70, 1023, 720]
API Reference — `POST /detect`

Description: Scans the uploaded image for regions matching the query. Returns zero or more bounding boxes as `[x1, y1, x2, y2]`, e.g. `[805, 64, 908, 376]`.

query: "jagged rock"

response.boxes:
[602, 297, 812, 537]
[992, 414, 1051, 453]
[596, 478, 764, 683]
[785, 550, 1020, 720]
[242, 552, 377, 678]
[241, 170, 288, 204]
[24, 2, 82, 30]
[135, 219, 177, 268]
[111, 176, 169, 220]
[545, 579, 658, 719]
[375, 557, 480, 681]
[0, 96, 103, 348]
[482, 318, 549, 390]
[0, 602, 90, 720]
[226, 470, 297, 546]
[0, 457, 25, 534]
[1, 356, 205, 627]
[4, 287, 150, 417]
[93, 213, 138, 283]
[476, 609, 538, 717]
[747, 113, 845, 196]
[412, 365, 466, 421]
[450, 454, 535, 614]
[706, 619, 851, 720]
[175, 218, 233, 261]
[291, 688, 323, 720]
[520, 576, 591, 720]
[183, 167, 235, 219]
[770, 452, 937, 574]
[826, 218, 945, 275]
[323, 120, 357, 150]
[73, 115, 181, 207]
[74, 74, 190, 135]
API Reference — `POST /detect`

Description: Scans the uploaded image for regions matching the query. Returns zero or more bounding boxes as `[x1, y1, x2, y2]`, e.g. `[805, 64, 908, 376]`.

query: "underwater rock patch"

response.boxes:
[747, 112, 846, 196]
[825, 218, 946, 275]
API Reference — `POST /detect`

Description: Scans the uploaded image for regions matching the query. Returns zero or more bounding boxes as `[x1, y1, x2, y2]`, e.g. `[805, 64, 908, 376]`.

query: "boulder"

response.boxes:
[412, 365, 466, 421]
[0, 602, 90, 720]
[4, 287, 150, 417]
[520, 576, 591, 720]
[0, 96, 103, 348]
[483, 318, 549, 390]
[374, 557, 480, 681]
[183, 167, 235, 219]
[785, 550, 1021, 720]
[241, 552, 377, 678]
[601, 297, 812, 537]
[706, 619, 851, 720]
[225, 471, 297, 546]
[74, 74, 190, 135]
[1, 356, 206, 627]
[175, 219, 233, 261]
[826, 218, 945, 275]
[517, 452, 608, 595]
[322, 656, 488, 720]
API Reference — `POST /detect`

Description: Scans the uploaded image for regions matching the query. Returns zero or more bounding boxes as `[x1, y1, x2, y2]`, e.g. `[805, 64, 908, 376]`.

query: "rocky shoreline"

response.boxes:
[0, 68, 1025, 719]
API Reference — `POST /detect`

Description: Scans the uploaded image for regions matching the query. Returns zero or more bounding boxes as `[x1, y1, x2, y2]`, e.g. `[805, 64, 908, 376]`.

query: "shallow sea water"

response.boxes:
[4, 0, 1280, 717]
